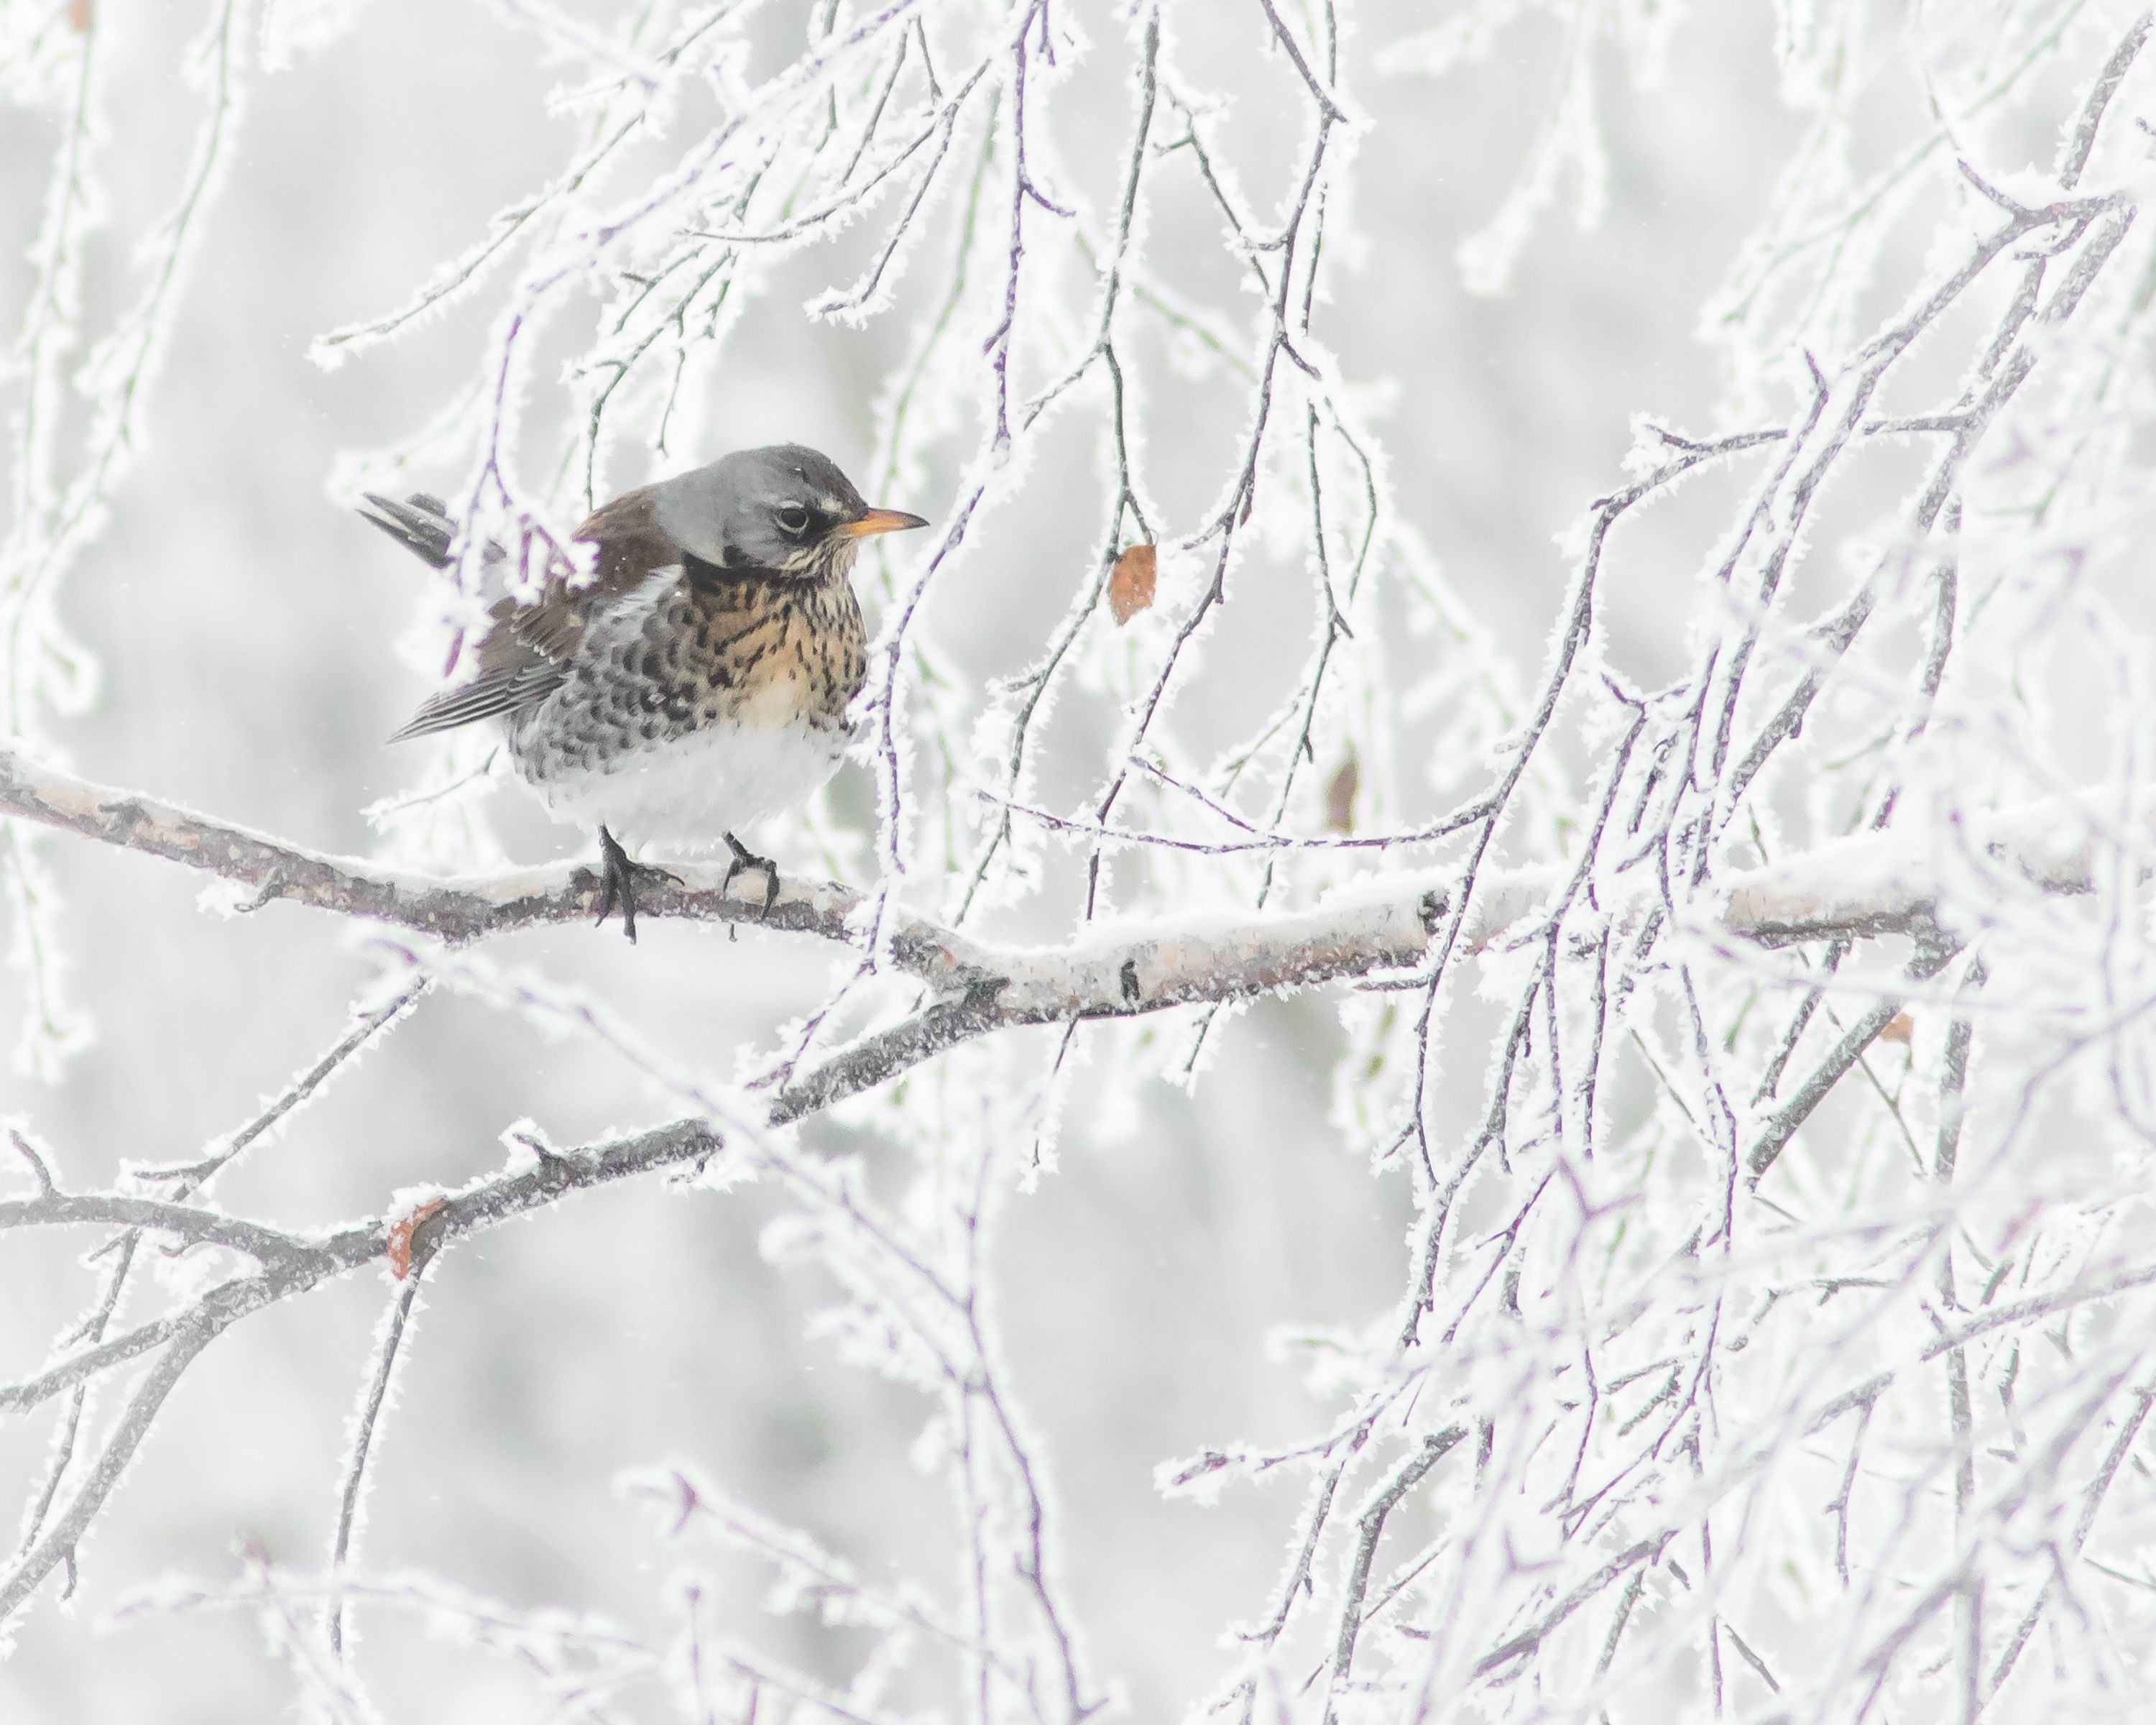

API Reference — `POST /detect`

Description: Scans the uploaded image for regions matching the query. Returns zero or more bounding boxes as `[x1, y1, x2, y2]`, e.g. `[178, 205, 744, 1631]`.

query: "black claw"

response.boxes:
[722, 832, 781, 916]
[596, 827, 637, 943]
[594, 827, 681, 944]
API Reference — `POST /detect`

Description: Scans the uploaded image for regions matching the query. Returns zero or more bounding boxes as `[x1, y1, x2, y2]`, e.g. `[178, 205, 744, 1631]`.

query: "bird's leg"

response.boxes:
[594, 826, 681, 944]
[722, 832, 780, 916]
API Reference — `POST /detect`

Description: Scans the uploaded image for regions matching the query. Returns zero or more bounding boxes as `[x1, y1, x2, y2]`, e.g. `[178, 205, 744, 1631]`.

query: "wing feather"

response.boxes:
[387, 660, 566, 741]
[380, 482, 684, 742]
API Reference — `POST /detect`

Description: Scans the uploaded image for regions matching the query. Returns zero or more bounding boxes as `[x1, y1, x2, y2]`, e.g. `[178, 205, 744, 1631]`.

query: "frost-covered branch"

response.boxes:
[12, 737, 2130, 1123]
[0, 1118, 719, 1626]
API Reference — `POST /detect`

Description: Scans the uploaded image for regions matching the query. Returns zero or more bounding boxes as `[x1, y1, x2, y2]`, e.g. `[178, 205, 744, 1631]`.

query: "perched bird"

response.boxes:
[360, 446, 927, 940]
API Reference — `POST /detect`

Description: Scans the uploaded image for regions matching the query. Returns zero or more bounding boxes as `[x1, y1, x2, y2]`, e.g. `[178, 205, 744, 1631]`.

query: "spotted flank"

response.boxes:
[501, 565, 867, 845]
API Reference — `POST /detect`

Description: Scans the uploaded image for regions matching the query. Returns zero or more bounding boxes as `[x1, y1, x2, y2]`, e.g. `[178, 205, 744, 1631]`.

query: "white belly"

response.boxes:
[523, 722, 843, 851]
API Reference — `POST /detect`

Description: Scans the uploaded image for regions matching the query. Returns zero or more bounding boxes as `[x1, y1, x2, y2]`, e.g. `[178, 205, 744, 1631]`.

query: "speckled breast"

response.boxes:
[505, 568, 867, 791]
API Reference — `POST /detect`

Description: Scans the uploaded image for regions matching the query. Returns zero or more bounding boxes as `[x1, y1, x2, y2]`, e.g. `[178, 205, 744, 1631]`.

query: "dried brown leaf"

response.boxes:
[1325, 753, 1359, 834]
[387, 1197, 446, 1279]
[1879, 1013, 1915, 1046]
[1108, 543, 1156, 625]
[68, 0, 93, 31]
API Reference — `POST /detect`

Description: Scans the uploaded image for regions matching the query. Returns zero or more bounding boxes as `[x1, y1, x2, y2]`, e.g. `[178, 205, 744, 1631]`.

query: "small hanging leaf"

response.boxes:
[387, 1197, 446, 1279]
[1108, 543, 1157, 624]
[1325, 752, 1359, 833]
[1879, 1013, 1914, 1046]
[68, 0, 92, 30]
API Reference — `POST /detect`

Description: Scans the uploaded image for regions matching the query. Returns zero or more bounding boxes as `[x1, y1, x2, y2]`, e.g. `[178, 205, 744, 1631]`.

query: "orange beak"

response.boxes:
[840, 507, 929, 539]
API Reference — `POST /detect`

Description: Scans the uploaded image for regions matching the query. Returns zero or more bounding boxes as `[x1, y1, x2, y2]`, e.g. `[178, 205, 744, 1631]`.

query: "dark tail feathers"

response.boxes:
[358, 492, 458, 570]
[356, 492, 516, 575]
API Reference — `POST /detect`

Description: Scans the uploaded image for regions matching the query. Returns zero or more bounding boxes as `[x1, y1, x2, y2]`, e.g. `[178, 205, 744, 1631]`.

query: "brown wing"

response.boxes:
[572, 485, 681, 588]
[390, 487, 683, 741]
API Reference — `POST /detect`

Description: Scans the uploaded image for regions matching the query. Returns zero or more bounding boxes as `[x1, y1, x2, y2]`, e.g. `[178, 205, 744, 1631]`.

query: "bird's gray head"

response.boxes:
[649, 444, 926, 580]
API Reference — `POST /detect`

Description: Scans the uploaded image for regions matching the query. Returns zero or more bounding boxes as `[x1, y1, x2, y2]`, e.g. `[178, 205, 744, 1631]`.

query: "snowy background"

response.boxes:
[6, 1, 2156, 1721]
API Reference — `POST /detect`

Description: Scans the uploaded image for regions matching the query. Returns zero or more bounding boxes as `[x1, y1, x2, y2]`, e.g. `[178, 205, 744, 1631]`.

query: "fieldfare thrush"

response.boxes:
[361, 446, 927, 940]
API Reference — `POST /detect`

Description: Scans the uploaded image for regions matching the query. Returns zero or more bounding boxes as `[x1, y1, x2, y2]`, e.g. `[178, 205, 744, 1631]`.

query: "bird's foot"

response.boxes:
[594, 826, 681, 944]
[722, 832, 781, 916]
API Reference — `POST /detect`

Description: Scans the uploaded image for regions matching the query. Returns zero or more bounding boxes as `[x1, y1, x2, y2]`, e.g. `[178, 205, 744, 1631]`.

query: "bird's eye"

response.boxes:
[775, 503, 811, 537]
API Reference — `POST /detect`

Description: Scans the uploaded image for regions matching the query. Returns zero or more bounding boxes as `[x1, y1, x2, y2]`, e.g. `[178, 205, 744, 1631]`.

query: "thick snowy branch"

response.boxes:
[0, 742, 903, 949]
[0, 740, 1445, 1045]
[1713, 800, 2150, 945]
[2, 742, 2134, 1127]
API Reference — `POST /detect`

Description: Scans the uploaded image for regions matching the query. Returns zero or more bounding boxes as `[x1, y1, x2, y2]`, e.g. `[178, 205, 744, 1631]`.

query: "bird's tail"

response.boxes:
[357, 492, 459, 569]
[358, 492, 514, 583]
